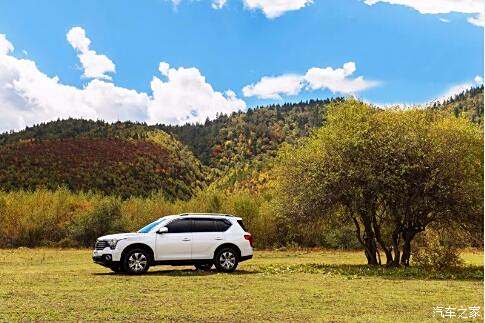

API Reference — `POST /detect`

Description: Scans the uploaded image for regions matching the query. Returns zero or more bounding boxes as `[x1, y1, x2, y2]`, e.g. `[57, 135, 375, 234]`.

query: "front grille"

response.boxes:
[95, 240, 108, 250]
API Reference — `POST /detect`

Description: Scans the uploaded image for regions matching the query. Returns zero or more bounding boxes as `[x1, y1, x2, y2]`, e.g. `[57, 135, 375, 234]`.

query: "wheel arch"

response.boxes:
[213, 243, 241, 260]
[121, 243, 155, 264]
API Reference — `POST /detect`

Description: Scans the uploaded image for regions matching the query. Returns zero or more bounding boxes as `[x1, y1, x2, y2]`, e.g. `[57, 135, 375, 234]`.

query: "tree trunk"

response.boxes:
[400, 229, 416, 266]
[350, 214, 379, 266]
[390, 231, 401, 267]
[364, 235, 379, 265]
[373, 219, 393, 266]
[401, 238, 412, 266]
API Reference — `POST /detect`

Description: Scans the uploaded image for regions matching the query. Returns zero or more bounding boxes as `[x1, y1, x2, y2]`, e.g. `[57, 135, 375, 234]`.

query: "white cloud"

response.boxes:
[66, 27, 91, 53]
[468, 12, 485, 26]
[66, 27, 116, 80]
[158, 62, 170, 76]
[439, 18, 450, 23]
[170, 0, 311, 18]
[304, 62, 379, 94]
[148, 65, 246, 124]
[0, 34, 14, 55]
[243, 62, 378, 99]
[243, 0, 313, 18]
[363, 0, 485, 27]
[0, 49, 149, 132]
[212, 0, 227, 9]
[242, 74, 303, 99]
[0, 33, 246, 133]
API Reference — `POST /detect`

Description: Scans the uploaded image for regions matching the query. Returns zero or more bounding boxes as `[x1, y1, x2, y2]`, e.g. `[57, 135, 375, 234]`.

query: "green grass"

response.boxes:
[0, 249, 482, 322]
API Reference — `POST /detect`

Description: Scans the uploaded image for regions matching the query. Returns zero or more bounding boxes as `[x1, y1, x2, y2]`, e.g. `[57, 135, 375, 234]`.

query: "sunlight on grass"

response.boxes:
[0, 249, 482, 322]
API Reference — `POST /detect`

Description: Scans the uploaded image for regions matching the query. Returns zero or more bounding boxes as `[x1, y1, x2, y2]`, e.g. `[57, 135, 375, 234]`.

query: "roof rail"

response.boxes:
[179, 213, 233, 217]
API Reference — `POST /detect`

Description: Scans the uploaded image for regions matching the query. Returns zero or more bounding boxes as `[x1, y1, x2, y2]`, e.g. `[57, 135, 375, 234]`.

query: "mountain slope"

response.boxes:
[0, 87, 482, 197]
[432, 85, 483, 124]
[0, 120, 205, 199]
[161, 98, 343, 170]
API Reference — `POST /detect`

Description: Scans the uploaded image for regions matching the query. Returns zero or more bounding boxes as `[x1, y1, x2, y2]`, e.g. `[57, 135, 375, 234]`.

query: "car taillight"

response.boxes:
[244, 234, 253, 247]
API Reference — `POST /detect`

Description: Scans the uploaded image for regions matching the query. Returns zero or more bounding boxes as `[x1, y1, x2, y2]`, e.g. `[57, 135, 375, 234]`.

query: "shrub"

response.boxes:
[412, 230, 464, 270]
[68, 198, 125, 247]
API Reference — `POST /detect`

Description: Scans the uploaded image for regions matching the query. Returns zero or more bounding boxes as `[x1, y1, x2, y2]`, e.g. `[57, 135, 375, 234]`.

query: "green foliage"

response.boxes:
[275, 99, 483, 265]
[69, 198, 125, 247]
[161, 98, 342, 171]
[0, 119, 154, 144]
[0, 188, 361, 249]
[412, 230, 464, 270]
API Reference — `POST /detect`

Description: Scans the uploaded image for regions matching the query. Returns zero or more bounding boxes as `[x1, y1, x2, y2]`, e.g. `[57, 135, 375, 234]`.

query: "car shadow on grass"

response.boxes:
[93, 268, 259, 276]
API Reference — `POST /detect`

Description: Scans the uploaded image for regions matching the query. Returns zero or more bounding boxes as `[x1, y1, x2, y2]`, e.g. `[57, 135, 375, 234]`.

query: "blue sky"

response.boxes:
[0, 0, 483, 131]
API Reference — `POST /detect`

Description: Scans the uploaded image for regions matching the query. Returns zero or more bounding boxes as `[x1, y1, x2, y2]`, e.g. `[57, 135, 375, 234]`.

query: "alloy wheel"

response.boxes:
[128, 252, 147, 273]
[219, 251, 236, 270]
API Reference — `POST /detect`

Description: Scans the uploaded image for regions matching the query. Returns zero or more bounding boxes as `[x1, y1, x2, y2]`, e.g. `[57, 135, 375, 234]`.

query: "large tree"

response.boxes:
[276, 100, 483, 266]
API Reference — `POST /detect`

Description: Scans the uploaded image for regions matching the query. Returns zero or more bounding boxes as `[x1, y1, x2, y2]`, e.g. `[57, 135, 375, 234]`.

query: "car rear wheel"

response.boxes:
[123, 249, 150, 275]
[214, 247, 238, 273]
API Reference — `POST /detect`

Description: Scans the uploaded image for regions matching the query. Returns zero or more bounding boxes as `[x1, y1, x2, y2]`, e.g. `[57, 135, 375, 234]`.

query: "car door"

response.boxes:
[191, 218, 229, 259]
[155, 218, 192, 261]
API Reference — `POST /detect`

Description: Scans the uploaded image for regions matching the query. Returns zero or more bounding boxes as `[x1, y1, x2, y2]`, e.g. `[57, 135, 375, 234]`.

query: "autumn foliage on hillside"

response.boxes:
[0, 138, 202, 199]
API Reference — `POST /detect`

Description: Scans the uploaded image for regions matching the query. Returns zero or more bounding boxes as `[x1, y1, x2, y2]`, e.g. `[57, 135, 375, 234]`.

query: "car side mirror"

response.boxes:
[157, 227, 168, 234]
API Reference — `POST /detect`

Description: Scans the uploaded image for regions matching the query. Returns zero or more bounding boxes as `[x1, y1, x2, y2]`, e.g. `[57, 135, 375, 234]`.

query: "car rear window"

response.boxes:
[216, 219, 232, 232]
[237, 220, 247, 232]
[192, 218, 232, 232]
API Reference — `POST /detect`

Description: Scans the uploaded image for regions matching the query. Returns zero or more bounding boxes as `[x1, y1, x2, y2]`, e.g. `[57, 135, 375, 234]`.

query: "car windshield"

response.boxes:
[137, 218, 166, 233]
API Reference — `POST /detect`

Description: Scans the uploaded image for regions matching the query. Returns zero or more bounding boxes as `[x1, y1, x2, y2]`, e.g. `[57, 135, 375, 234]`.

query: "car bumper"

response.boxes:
[92, 249, 121, 267]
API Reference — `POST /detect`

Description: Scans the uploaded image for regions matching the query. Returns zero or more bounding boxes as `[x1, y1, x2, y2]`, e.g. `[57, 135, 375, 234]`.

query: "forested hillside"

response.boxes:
[0, 87, 482, 249]
[432, 85, 484, 124]
[160, 98, 343, 170]
[0, 86, 482, 197]
[0, 121, 205, 199]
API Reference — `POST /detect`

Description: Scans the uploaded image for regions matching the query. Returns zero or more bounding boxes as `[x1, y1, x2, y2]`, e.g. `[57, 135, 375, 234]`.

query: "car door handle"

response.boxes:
[215, 237, 223, 240]
[182, 238, 191, 241]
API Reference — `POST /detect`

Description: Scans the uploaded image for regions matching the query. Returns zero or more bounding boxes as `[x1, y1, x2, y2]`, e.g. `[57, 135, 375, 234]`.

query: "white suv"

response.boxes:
[92, 213, 253, 274]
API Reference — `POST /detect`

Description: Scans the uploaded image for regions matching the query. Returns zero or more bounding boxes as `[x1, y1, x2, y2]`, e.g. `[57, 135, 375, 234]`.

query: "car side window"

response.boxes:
[166, 219, 192, 233]
[192, 219, 217, 232]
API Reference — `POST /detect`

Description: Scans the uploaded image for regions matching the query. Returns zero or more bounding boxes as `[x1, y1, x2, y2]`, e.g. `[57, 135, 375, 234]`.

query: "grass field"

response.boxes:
[0, 249, 482, 322]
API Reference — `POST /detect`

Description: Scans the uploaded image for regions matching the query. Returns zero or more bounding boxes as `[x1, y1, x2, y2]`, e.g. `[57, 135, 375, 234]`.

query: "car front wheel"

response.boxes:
[214, 247, 238, 273]
[123, 249, 150, 275]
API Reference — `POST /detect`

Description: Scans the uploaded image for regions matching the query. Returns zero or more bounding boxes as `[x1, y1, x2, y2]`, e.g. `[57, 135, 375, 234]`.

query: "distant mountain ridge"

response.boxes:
[431, 85, 483, 124]
[0, 86, 482, 197]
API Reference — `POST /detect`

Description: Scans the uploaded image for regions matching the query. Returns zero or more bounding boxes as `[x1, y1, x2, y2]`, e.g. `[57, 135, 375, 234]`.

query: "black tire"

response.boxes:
[194, 263, 213, 271]
[110, 265, 123, 273]
[122, 248, 150, 275]
[214, 247, 239, 273]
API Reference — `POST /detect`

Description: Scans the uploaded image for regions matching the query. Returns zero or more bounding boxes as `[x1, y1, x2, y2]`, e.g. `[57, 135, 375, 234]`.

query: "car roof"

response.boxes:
[158, 213, 242, 221]
[177, 213, 242, 220]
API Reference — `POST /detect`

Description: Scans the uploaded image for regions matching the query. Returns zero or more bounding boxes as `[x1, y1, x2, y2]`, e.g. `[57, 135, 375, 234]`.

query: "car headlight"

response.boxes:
[107, 238, 125, 250]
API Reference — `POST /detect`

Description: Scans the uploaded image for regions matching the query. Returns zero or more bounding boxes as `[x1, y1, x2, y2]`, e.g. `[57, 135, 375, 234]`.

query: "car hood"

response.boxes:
[97, 232, 142, 240]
